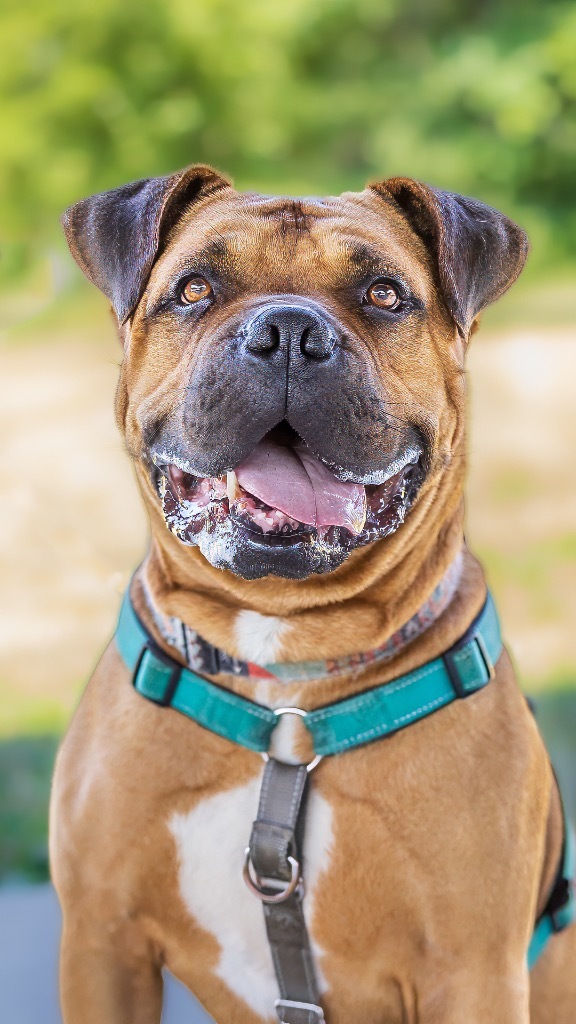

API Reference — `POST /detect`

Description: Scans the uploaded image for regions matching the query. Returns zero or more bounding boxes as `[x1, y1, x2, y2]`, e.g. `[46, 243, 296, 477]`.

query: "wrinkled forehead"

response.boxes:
[147, 188, 436, 297]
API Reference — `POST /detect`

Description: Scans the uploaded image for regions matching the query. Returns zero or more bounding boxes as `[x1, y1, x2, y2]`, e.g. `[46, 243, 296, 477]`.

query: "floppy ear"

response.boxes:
[61, 164, 231, 324]
[371, 178, 529, 337]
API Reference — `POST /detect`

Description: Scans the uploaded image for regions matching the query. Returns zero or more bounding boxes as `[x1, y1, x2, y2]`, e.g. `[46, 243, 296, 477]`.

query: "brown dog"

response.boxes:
[50, 166, 576, 1023]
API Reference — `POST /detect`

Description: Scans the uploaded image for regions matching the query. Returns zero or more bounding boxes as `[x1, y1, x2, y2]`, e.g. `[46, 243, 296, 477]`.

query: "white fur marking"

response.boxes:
[234, 610, 289, 664]
[252, 685, 305, 764]
[169, 776, 333, 1017]
[268, 711, 302, 765]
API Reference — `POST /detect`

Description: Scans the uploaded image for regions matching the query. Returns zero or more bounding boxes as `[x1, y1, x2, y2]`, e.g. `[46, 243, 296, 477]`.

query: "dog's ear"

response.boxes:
[370, 178, 529, 337]
[62, 164, 231, 324]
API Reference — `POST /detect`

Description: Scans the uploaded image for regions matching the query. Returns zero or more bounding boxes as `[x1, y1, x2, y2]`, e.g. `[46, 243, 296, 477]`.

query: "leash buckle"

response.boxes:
[443, 631, 495, 698]
[132, 639, 182, 707]
[474, 632, 496, 683]
[275, 998, 325, 1023]
[243, 848, 302, 904]
[263, 707, 323, 772]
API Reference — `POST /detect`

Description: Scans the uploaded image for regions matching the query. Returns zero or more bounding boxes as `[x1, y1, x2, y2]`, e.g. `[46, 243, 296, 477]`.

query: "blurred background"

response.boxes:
[0, 0, 575, 909]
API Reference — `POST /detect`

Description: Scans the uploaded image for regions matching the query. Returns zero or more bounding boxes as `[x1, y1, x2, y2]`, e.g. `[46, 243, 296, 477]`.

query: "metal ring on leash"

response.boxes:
[243, 848, 301, 904]
[263, 707, 323, 772]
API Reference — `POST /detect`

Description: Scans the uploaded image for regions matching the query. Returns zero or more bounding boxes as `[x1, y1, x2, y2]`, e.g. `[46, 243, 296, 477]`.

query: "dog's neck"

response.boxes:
[139, 546, 464, 682]
[132, 451, 487, 709]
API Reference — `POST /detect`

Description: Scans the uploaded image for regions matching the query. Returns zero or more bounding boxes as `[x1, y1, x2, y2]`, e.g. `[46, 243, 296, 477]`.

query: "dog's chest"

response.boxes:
[168, 772, 334, 1018]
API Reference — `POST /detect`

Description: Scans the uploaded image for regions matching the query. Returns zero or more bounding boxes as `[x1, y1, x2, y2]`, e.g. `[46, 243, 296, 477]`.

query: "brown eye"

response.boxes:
[181, 276, 212, 304]
[367, 280, 401, 309]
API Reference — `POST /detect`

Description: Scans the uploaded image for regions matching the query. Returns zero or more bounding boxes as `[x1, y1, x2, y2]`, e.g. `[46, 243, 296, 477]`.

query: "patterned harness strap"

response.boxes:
[139, 553, 463, 685]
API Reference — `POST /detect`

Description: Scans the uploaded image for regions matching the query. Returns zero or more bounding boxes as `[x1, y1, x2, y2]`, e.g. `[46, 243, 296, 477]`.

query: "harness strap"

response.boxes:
[245, 759, 324, 1024]
[527, 781, 575, 969]
[117, 588, 501, 757]
[116, 583, 576, 1008]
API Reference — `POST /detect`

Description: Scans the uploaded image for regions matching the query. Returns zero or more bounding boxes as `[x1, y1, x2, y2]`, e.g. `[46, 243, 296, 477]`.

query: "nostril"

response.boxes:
[300, 325, 335, 360]
[245, 305, 337, 359]
[246, 320, 281, 354]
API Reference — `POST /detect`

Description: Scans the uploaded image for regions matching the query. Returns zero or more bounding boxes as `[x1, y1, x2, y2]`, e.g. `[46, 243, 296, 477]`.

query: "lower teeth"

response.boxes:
[159, 459, 420, 550]
[231, 504, 302, 535]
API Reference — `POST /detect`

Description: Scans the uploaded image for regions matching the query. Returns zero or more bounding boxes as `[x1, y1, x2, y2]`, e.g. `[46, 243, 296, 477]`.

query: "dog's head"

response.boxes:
[63, 165, 527, 580]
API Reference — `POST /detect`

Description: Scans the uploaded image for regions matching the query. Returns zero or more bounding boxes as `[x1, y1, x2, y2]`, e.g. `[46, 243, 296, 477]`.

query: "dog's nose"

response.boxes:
[244, 304, 337, 360]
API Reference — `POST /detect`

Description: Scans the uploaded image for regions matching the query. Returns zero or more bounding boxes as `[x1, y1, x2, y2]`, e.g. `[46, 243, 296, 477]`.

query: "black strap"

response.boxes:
[526, 697, 576, 943]
[247, 759, 325, 1024]
[536, 768, 574, 932]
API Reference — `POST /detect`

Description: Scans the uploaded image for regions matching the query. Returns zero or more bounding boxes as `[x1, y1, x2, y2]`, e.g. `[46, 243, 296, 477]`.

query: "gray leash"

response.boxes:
[244, 758, 325, 1024]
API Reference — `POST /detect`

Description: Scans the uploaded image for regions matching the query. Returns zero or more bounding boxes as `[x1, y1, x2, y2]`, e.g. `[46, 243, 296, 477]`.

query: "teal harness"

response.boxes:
[115, 588, 574, 972]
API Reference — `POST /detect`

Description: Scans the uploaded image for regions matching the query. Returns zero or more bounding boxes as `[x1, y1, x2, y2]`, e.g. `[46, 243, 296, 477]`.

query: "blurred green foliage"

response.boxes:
[0, 735, 57, 882]
[1, 0, 575, 286]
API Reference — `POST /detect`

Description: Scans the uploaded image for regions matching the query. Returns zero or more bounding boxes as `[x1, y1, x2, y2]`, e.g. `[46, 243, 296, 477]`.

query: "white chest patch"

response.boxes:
[234, 610, 289, 665]
[169, 774, 333, 1019]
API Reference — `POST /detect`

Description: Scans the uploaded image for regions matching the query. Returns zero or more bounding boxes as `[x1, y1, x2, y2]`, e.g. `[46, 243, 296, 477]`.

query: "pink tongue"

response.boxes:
[235, 440, 366, 533]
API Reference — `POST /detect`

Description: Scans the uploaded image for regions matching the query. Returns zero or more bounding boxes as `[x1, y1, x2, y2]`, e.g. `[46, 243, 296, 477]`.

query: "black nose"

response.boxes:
[244, 304, 337, 360]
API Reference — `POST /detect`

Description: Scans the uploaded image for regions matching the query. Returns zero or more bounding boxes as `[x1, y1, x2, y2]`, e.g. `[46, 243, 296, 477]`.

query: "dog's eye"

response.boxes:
[180, 276, 212, 304]
[366, 280, 401, 310]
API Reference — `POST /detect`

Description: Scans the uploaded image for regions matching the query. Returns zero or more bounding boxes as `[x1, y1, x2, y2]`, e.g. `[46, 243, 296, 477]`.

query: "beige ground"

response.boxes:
[0, 297, 575, 733]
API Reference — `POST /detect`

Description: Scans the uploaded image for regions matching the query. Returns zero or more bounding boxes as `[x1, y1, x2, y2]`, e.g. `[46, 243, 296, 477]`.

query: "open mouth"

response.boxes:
[151, 424, 424, 576]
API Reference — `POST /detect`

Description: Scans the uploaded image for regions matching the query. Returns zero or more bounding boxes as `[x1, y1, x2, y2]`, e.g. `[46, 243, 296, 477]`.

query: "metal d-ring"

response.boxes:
[261, 706, 323, 773]
[243, 848, 301, 904]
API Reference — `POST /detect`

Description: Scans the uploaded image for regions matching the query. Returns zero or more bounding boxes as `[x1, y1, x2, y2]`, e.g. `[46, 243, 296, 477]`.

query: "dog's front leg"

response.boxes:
[59, 914, 163, 1024]
[419, 967, 530, 1024]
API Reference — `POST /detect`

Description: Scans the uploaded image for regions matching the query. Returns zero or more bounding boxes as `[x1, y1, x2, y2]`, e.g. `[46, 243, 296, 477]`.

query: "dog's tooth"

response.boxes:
[226, 470, 241, 502]
[350, 490, 368, 535]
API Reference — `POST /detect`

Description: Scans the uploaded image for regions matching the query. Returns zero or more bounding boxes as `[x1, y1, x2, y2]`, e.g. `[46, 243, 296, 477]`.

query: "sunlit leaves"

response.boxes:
[0, 0, 574, 270]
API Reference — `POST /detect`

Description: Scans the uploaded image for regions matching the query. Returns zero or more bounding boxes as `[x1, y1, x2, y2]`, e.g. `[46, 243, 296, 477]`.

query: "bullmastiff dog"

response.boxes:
[50, 165, 576, 1023]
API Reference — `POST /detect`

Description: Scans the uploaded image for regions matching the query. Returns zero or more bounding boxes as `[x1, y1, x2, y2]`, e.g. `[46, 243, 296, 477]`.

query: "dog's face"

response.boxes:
[130, 187, 434, 580]
[63, 167, 527, 580]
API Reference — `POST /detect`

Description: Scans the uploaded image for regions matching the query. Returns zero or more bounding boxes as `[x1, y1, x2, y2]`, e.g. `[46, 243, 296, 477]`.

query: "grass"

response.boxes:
[532, 693, 576, 820]
[480, 266, 576, 332]
[482, 536, 576, 614]
[0, 735, 59, 884]
[0, 680, 71, 738]
[478, 536, 576, 687]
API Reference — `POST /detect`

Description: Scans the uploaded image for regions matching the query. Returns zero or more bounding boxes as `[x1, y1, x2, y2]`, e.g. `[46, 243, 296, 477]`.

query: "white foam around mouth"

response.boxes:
[320, 444, 423, 486]
[151, 443, 422, 487]
[151, 448, 209, 477]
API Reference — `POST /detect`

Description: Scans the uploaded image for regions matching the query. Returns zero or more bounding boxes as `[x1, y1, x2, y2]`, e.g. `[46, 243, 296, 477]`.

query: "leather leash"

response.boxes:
[244, 759, 323, 1024]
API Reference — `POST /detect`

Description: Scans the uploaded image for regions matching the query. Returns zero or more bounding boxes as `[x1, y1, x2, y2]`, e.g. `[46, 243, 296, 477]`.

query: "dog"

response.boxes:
[50, 165, 576, 1023]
